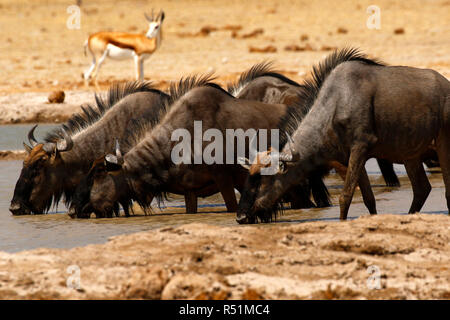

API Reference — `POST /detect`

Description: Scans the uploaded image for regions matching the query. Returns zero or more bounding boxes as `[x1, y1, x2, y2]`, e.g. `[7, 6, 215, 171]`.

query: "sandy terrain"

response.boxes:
[0, 0, 449, 123]
[0, 214, 448, 299]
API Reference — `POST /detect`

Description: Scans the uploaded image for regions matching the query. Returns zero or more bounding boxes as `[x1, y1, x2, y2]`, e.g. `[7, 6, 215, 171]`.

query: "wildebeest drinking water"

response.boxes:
[70, 73, 326, 218]
[227, 61, 331, 208]
[9, 82, 169, 216]
[236, 47, 450, 223]
[229, 61, 404, 207]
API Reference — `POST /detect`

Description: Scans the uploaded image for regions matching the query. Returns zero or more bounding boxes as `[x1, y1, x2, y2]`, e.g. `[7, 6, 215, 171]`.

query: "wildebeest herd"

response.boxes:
[9, 47, 450, 224]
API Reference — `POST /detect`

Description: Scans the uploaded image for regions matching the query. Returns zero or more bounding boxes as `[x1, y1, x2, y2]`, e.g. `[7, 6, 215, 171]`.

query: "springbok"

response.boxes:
[83, 10, 165, 87]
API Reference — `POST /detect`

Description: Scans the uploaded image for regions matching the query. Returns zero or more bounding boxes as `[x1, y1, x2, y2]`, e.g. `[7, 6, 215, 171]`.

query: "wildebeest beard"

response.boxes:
[12, 161, 72, 215]
[237, 173, 285, 224]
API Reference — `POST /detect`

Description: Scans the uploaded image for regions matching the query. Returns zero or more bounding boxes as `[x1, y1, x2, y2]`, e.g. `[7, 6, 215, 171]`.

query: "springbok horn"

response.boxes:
[56, 129, 74, 152]
[27, 124, 39, 147]
[144, 12, 152, 22]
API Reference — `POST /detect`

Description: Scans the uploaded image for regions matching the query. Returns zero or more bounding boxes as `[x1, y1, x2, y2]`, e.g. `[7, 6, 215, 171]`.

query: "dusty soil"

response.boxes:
[0, 150, 26, 160]
[0, 0, 449, 123]
[0, 214, 448, 300]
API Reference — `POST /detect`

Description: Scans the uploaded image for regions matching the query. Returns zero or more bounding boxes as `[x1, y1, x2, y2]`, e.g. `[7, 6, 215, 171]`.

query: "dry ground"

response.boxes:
[0, 214, 448, 299]
[0, 0, 449, 105]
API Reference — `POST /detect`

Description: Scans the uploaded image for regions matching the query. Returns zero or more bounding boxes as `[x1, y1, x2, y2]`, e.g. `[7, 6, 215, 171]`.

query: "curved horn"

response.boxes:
[279, 133, 300, 162]
[105, 139, 124, 166]
[237, 157, 251, 170]
[114, 139, 124, 165]
[23, 142, 32, 153]
[28, 124, 39, 147]
[56, 129, 74, 152]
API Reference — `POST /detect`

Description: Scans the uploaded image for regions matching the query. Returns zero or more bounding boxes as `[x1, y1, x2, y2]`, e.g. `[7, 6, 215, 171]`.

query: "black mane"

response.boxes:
[44, 81, 164, 143]
[163, 73, 225, 109]
[227, 61, 302, 96]
[280, 47, 385, 142]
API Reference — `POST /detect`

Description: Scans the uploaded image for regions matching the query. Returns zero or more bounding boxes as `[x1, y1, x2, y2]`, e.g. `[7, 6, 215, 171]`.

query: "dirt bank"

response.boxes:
[0, 91, 94, 124]
[0, 214, 448, 299]
[0, 150, 26, 160]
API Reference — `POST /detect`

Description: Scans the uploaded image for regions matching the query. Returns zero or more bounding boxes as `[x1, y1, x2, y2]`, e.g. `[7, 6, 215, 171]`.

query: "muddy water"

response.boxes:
[0, 158, 446, 253]
[0, 124, 59, 150]
[0, 124, 447, 253]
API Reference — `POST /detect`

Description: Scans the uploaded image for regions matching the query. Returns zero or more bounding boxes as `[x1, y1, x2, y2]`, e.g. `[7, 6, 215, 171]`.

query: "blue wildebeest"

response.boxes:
[228, 61, 405, 208]
[228, 61, 331, 208]
[69, 74, 323, 218]
[9, 82, 169, 216]
[236, 48, 450, 223]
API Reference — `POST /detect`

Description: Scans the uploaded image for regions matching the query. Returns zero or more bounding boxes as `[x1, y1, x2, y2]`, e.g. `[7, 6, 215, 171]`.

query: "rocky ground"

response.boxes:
[0, 214, 448, 299]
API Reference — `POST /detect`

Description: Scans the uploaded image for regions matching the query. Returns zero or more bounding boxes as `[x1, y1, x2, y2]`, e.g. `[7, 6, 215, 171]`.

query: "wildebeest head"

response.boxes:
[236, 134, 301, 224]
[70, 140, 141, 218]
[9, 125, 73, 215]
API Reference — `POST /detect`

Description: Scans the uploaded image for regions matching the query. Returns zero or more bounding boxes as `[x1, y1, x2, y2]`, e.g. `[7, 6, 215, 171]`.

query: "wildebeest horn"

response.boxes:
[279, 133, 300, 162]
[56, 129, 74, 152]
[115, 139, 124, 165]
[105, 139, 124, 166]
[23, 142, 32, 153]
[237, 157, 251, 170]
[28, 124, 39, 147]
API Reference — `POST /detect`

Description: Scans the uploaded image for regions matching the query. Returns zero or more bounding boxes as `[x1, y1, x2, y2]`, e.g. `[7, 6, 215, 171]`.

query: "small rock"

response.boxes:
[48, 90, 65, 103]
[394, 28, 405, 34]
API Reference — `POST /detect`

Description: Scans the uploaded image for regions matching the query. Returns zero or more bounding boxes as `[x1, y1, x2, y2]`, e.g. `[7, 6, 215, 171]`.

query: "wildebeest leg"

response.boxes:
[339, 144, 369, 220]
[213, 173, 238, 212]
[310, 174, 331, 208]
[184, 191, 198, 213]
[358, 167, 377, 214]
[120, 201, 131, 217]
[377, 159, 400, 187]
[404, 158, 431, 213]
[113, 203, 120, 217]
[287, 185, 315, 209]
[436, 128, 450, 213]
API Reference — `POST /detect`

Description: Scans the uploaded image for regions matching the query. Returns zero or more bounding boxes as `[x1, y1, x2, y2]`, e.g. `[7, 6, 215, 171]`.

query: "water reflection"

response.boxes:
[0, 158, 446, 253]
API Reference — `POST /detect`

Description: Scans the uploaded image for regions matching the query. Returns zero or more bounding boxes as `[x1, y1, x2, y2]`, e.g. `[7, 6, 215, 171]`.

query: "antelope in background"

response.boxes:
[83, 10, 165, 88]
